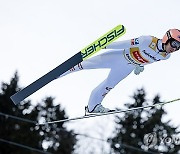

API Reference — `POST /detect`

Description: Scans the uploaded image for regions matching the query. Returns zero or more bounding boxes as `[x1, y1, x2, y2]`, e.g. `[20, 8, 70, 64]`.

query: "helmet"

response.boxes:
[162, 29, 180, 44]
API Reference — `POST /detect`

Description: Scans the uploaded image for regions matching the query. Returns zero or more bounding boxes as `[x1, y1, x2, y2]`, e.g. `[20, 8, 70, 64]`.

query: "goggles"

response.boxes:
[170, 40, 180, 50]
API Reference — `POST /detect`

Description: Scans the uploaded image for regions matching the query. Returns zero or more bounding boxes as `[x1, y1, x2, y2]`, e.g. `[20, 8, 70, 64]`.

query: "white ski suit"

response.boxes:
[59, 36, 170, 111]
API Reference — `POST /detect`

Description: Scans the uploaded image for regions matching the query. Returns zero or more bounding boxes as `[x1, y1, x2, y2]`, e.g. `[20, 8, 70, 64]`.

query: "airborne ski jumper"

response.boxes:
[57, 29, 180, 114]
[10, 26, 180, 116]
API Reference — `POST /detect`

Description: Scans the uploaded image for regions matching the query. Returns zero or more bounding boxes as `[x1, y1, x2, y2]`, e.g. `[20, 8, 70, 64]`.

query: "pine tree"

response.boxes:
[33, 96, 77, 154]
[0, 72, 76, 154]
[109, 88, 180, 154]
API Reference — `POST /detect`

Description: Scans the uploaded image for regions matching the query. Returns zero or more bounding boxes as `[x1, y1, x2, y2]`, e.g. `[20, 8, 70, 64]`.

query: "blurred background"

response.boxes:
[0, 0, 180, 153]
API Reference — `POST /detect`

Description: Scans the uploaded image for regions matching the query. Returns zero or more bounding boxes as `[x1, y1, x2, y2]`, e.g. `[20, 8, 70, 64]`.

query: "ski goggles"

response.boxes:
[170, 40, 180, 50]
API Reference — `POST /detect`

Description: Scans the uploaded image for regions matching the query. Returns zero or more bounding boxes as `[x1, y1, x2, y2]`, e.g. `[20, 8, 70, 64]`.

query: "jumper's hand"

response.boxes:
[134, 65, 144, 75]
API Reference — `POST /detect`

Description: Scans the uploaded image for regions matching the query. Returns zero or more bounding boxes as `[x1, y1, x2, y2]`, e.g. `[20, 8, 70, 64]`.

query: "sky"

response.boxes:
[0, 0, 180, 153]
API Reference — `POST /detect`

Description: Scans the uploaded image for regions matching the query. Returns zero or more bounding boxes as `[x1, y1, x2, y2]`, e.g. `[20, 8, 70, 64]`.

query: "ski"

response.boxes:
[11, 25, 126, 105]
[38, 98, 180, 125]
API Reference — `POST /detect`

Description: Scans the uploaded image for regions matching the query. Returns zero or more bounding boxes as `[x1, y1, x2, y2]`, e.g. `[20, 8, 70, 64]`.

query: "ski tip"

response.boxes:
[10, 94, 21, 105]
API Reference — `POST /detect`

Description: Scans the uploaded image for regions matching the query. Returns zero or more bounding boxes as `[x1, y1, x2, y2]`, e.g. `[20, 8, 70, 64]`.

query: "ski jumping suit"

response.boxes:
[58, 36, 171, 111]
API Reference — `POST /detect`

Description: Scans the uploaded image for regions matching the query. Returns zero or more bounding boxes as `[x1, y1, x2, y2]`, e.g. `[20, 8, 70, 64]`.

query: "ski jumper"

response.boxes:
[58, 36, 171, 111]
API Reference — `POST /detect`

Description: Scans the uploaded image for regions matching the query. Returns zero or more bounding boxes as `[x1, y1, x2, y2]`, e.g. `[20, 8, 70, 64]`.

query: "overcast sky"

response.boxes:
[0, 0, 180, 153]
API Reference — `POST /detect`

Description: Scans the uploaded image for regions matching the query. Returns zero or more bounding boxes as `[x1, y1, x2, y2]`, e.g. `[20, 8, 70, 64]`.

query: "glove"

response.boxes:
[134, 65, 144, 75]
